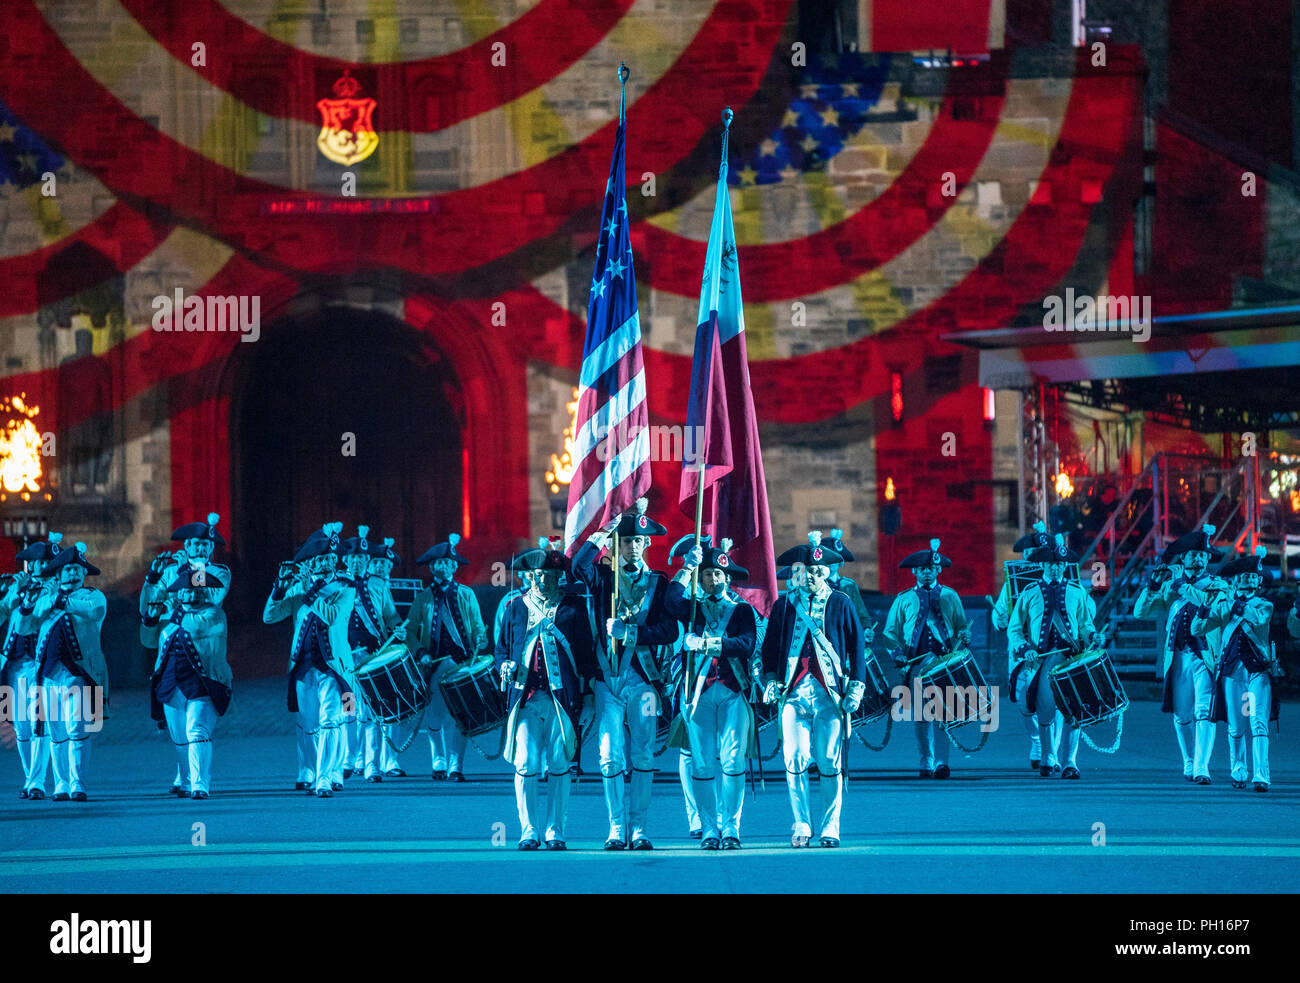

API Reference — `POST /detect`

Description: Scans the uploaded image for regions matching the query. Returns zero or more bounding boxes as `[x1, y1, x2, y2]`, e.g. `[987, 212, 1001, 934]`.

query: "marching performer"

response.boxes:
[992, 520, 1063, 771]
[1, 533, 62, 799]
[761, 533, 866, 847]
[33, 542, 108, 802]
[142, 563, 233, 799]
[1193, 547, 1279, 792]
[822, 529, 871, 628]
[572, 499, 679, 851]
[342, 527, 405, 782]
[666, 539, 757, 850]
[1288, 593, 1300, 641]
[1135, 525, 1226, 783]
[494, 539, 546, 651]
[367, 536, 407, 777]
[882, 538, 971, 779]
[1007, 535, 1103, 779]
[496, 544, 597, 850]
[263, 522, 356, 797]
[409, 534, 487, 782]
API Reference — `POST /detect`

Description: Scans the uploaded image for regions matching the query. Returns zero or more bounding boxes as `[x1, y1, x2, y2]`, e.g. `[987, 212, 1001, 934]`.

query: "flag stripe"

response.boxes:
[564, 428, 652, 545]
[579, 310, 642, 389]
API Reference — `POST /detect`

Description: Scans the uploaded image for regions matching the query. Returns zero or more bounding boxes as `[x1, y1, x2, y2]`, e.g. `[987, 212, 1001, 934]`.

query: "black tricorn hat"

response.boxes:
[668, 534, 711, 567]
[368, 536, 400, 564]
[42, 541, 100, 577]
[1165, 524, 1224, 561]
[1028, 533, 1079, 564]
[417, 534, 469, 566]
[1218, 545, 1268, 580]
[778, 530, 843, 568]
[899, 538, 951, 569]
[164, 562, 226, 592]
[614, 497, 667, 537]
[697, 538, 747, 581]
[511, 546, 569, 573]
[1013, 520, 1051, 554]
[171, 512, 226, 547]
[16, 531, 63, 563]
[294, 522, 343, 562]
[341, 525, 375, 556]
[824, 527, 854, 562]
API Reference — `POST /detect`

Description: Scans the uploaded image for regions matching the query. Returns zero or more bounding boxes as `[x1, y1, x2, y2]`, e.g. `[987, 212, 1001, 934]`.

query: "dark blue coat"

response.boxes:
[760, 589, 866, 693]
[494, 592, 598, 719]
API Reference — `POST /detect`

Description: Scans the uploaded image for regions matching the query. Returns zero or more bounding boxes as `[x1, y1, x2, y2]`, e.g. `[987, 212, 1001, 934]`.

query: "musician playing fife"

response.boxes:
[992, 521, 1062, 772]
[1134, 524, 1227, 784]
[667, 539, 757, 851]
[341, 527, 404, 782]
[882, 539, 970, 779]
[572, 498, 679, 851]
[263, 522, 356, 798]
[1007, 534, 1103, 779]
[1, 533, 62, 799]
[1192, 546, 1278, 792]
[761, 533, 866, 848]
[496, 544, 597, 850]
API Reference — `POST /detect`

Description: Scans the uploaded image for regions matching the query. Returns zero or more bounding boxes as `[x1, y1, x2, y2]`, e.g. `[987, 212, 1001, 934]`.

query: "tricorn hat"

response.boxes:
[697, 538, 748, 581]
[16, 531, 63, 564]
[369, 536, 400, 564]
[341, 525, 374, 556]
[1165, 524, 1224, 561]
[511, 545, 569, 573]
[1028, 532, 1079, 564]
[1219, 545, 1268, 580]
[825, 528, 854, 562]
[417, 533, 469, 566]
[293, 522, 343, 562]
[1013, 520, 1051, 554]
[899, 537, 952, 569]
[778, 531, 843, 568]
[171, 512, 226, 547]
[42, 540, 100, 577]
[668, 534, 711, 566]
[614, 497, 667, 537]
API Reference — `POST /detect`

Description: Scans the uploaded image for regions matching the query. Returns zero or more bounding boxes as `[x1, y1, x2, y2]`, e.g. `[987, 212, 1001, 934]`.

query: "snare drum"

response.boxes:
[353, 640, 430, 723]
[916, 648, 992, 727]
[1049, 648, 1128, 727]
[850, 651, 895, 726]
[439, 655, 508, 737]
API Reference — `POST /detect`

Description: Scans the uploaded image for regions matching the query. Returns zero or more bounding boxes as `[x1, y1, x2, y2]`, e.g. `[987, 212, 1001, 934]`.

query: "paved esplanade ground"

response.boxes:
[2, 680, 1295, 893]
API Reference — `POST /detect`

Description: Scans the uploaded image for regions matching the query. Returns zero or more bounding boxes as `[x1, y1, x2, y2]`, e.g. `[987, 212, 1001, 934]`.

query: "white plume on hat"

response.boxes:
[1202, 524, 1216, 536]
[635, 497, 648, 514]
[808, 530, 823, 547]
[1055, 533, 1066, 548]
[49, 532, 63, 544]
[720, 537, 734, 553]
[930, 538, 940, 550]
[1032, 520, 1046, 533]
[449, 533, 461, 547]
[358, 525, 369, 539]
[207, 512, 220, 527]
[1255, 545, 1267, 559]
[537, 536, 549, 549]
[383, 537, 395, 548]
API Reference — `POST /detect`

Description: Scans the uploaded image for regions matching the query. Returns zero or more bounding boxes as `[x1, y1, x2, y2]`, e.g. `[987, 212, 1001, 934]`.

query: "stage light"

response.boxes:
[890, 372, 903, 422]
[982, 387, 995, 421]
[1055, 472, 1074, 498]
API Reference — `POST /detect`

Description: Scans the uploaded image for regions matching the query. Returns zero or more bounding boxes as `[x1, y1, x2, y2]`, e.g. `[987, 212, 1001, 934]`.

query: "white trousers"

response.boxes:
[296, 723, 314, 784]
[511, 693, 573, 843]
[595, 674, 659, 837]
[425, 660, 468, 773]
[1221, 663, 1272, 785]
[1168, 648, 1216, 778]
[8, 660, 50, 793]
[162, 689, 217, 794]
[686, 682, 750, 840]
[296, 668, 345, 792]
[40, 663, 94, 796]
[1013, 665, 1063, 762]
[679, 751, 702, 833]
[1034, 652, 1081, 770]
[781, 675, 842, 839]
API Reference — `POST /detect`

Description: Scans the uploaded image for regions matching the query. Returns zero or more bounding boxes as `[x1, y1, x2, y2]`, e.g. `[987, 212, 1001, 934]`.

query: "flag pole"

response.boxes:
[610, 62, 629, 668]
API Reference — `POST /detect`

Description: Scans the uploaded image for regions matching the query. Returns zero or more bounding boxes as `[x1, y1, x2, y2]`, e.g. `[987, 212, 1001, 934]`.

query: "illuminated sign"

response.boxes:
[316, 71, 378, 166]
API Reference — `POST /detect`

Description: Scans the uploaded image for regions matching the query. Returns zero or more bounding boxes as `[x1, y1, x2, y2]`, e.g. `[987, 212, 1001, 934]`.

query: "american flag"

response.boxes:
[562, 111, 651, 551]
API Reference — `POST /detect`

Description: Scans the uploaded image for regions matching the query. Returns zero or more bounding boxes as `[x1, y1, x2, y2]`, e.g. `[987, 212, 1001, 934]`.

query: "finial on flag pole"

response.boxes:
[719, 106, 733, 178]
[618, 63, 630, 123]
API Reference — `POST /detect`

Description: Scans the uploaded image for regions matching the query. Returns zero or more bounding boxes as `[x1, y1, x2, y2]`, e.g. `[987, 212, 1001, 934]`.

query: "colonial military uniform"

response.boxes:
[1007, 535, 1101, 779]
[366, 536, 406, 777]
[263, 523, 357, 797]
[1134, 525, 1227, 783]
[761, 536, 866, 847]
[1, 533, 62, 799]
[572, 499, 679, 850]
[33, 542, 108, 801]
[882, 539, 971, 778]
[992, 521, 1062, 770]
[495, 546, 597, 849]
[822, 528, 871, 628]
[1194, 547, 1279, 791]
[665, 540, 757, 849]
[341, 527, 402, 781]
[143, 564, 233, 798]
[409, 534, 487, 782]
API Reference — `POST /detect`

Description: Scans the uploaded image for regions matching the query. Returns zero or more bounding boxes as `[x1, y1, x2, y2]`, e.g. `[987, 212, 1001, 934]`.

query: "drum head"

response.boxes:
[355, 639, 412, 678]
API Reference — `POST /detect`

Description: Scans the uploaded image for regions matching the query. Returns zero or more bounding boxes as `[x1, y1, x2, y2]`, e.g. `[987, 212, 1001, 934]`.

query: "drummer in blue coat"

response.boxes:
[1007, 534, 1103, 779]
[367, 536, 408, 778]
[495, 544, 598, 850]
[409, 534, 487, 783]
[761, 535, 866, 848]
[881, 539, 971, 779]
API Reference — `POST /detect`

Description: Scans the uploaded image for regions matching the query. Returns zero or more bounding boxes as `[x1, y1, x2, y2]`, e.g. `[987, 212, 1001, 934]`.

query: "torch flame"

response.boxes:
[1054, 472, 1074, 498]
[885, 476, 896, 502]
[0, 395, 42, 495]
[544, 388, 580, 494]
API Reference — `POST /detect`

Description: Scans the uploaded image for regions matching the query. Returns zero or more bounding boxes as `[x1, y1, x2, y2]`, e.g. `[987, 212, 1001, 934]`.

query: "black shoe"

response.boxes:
[820, 836, 840, 848]
[384, 768, 406, 778]
[631, 836, 654, 851]
[448, 771, 465, 783]
[294, 781, 310, 791]
[331, 781, 343, 791]
[1231, 779, 1246, 789]
[71, 791, 87, 802]
[1184, 772, 1194, 782]
[191, 790, 209, 800]
[933, 764, 951, 780]
[17, 789, 28, 799]
[688, 829, 703, 839]
[52, 792, 70, 801]
[366, 775, 383, 783]
[1061, 766, 1080, 780]
[518, 839, 540, 851]
[170, 785, 187, 796]
[27, 789, 44, 801]
[1254, 782, 1269, 793]
[1193, 775, 1211, 785]
[919, 769, 934, 779]
[343, 768, 354, 780]
[432, 770, 447, 781]
[545, 839, 567, 851]
[604, 837, 627, 851]
[1040, 765, 1054, 777]
[721, 837, 741, 850]
[1052, 764, 1061, 774]
[701, 836, 721, 850]
[315, 788, 333, 798]
[1030, 758, 1040, 770]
